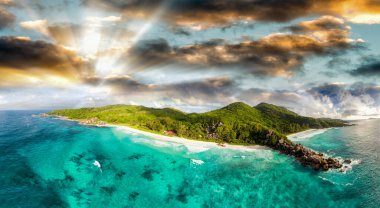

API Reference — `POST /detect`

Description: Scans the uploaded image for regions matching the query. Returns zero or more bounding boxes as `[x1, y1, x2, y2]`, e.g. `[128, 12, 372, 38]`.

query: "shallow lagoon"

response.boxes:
[1, 111, 378, 207]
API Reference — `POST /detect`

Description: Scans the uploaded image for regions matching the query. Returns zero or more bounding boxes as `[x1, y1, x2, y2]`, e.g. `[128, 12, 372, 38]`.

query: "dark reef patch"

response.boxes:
[100, 186, 116, 195]
[176, 194, 188, 204]
[129, 191, 140, 201]
[115, 170, 126, 180]
[128, 153, 144, 160]
[176, 180, 191, 204]
[141, 167, 159, 181]
[38, 191, 69, 208]
[11, 161, 41, 185]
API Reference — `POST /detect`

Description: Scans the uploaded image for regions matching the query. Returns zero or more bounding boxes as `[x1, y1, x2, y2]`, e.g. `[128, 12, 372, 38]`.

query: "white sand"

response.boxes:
[108, 124, 268, 152]
[287, 128, 331, 141]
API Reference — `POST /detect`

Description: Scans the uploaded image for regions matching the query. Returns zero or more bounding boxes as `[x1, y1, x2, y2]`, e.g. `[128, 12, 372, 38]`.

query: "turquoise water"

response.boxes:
[0, 111, 379, 207]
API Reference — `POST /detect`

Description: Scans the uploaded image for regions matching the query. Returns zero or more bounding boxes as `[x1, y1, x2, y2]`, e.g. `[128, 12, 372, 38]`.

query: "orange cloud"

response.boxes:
[85, 0, 380, 29]
[127, 16, 362, 77]
[0, 36, 94, 87]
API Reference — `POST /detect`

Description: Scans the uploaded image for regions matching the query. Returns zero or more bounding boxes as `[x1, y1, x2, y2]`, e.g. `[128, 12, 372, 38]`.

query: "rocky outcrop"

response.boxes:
[206, 122, 223, 139]
[163, 130, 177, 136]
[272, 139, 342, 171]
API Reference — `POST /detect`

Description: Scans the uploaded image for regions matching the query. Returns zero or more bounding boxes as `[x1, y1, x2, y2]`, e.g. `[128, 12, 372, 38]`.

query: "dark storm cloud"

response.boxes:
[95, 75, 236, 98]
[0, 7, 15, 29]
[0, 36, 94, 84]
[84, 0, 324, 28]
[104, 75, 151, 92]
[172, 28, 191, 36]
[350, 61, 380, 76]
[127, 16, 361, 76]
[84, 0, 380, 28]
[104, 75, 238, 106]
[0, 36, 88, 70]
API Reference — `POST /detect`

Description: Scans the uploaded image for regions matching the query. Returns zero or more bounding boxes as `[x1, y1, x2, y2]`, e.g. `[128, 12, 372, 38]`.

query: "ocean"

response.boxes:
[0, 111, 379, 208]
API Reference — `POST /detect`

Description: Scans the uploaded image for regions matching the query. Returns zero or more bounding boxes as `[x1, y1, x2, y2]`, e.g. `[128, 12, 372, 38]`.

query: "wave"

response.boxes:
[318, 176, 337, 185]
[232, 155, 247, 159]
[337, 158, 362, 174]
[93, 160, 102, 173]
[288, 128, 331, 141]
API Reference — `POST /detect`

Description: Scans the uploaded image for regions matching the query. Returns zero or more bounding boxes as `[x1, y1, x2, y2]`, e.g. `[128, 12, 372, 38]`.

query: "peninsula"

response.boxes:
[48, 102, 349, 171]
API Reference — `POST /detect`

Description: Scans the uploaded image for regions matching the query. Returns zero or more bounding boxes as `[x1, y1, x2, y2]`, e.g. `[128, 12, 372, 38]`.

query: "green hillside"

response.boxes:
[48, 102, 348, 146]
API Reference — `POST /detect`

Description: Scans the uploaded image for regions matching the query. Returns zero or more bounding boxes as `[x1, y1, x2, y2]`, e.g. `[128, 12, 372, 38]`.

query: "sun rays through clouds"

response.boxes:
[0, 0, 380, 119]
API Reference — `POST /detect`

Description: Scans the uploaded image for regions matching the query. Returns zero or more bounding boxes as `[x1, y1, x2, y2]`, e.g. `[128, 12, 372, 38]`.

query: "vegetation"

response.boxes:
[48, 102, 348, 146]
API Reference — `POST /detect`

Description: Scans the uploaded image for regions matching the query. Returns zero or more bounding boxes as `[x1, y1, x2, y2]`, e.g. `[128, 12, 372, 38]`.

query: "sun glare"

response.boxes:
[80, 27, 102, 57]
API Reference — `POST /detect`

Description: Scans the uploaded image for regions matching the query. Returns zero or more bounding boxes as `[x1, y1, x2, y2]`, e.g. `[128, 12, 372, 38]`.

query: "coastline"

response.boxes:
[50, 115, 347, 171]
[52, 116, 268, 152]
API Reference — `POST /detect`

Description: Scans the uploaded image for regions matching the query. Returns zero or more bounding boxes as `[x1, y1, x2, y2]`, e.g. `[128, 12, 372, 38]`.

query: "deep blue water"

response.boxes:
[0, 111, 379, 207]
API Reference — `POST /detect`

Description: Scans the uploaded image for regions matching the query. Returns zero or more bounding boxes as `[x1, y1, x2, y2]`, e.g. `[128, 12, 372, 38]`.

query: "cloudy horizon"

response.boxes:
[1, 0, 380, 120]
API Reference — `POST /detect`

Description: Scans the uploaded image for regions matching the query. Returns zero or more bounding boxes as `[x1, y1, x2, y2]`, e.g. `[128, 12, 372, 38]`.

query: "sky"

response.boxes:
[1, 0, 380, 119]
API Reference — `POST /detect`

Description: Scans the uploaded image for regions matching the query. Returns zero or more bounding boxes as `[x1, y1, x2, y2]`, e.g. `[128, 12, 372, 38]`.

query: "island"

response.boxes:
[48, 102, 349, 171]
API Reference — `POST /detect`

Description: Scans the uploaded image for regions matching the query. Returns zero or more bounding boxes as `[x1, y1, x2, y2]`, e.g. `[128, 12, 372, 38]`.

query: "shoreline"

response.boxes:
[52, 116, 268, 152]
[287, 128, 332, 141]
[110, 124, 269, 152]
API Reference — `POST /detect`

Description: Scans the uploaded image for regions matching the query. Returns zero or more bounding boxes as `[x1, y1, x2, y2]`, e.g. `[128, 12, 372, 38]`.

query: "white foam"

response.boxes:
[288, 128, 331, 141]
[233, 155, 246, 159]
[318, 176, 337, 185]
[191, 159, 205, 165]
[338, 159, 361, 174]
[93, 160, 102, 173]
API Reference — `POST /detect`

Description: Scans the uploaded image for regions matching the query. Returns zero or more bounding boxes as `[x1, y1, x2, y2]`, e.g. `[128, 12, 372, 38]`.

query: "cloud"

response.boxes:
[20, 19, 49, 35]
[19, 19, 135, 52]
[348, 14, 380, 24]
[350, 61, 380, 76]
[0, 7, 15, 29]
[84, 0, 380, 29]
[284, 15, 347, 34]
[20, 20, 83, 46]
[0, 36, 94, 87]
[326, 57, 352, 70]
[309, 83, 380, 118]
[0, 0, 19, 7]
[86, 15, 122, 23]
[83, 75, 238, 108]
[93, 75, 235, 97]
[45, 23, 83, 46]
[103, 75, 153, 92]
[127, 16, 361, 77]
[172, 28, 191, 36]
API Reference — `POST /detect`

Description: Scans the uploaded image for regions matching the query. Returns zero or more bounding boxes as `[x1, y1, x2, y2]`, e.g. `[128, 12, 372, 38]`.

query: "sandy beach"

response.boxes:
[110, 124, 269, 152]
[287, 128, 332, 141]
[52, 115, 268, 152]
